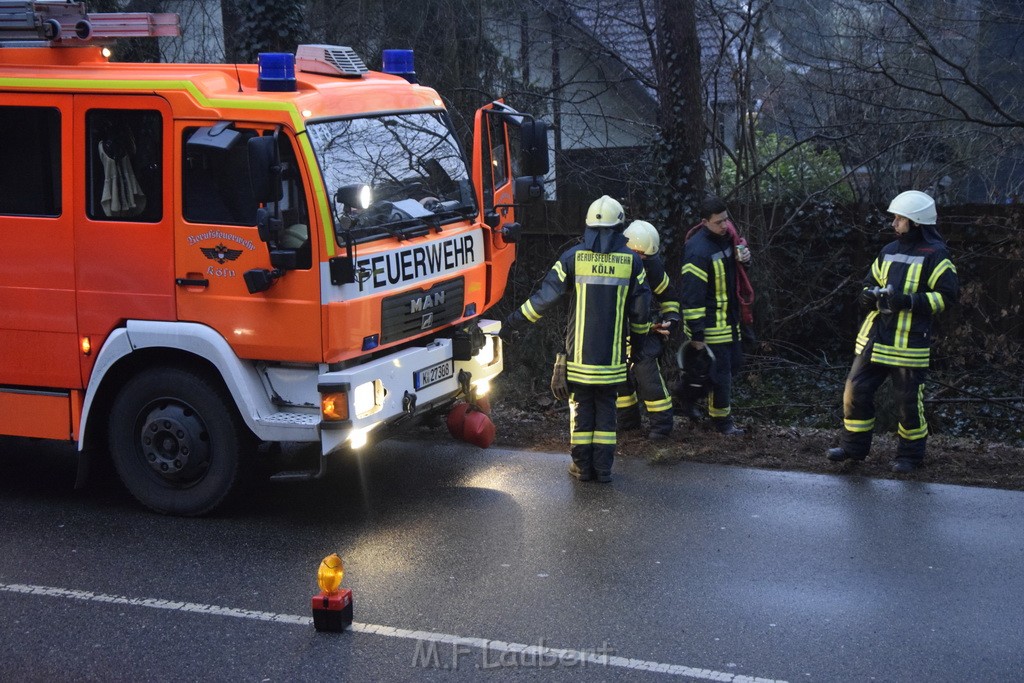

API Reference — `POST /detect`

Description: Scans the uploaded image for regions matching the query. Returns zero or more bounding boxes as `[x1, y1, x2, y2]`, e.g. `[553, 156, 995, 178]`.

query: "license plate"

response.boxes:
[414, 359, 453, 390]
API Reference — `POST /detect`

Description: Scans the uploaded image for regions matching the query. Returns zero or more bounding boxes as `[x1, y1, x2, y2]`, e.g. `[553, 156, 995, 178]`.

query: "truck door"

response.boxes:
[472, 103, 517, 309]
[0, 95, 77, 438]
[73, 96, 176, 378]
[174, 124, 320, 362]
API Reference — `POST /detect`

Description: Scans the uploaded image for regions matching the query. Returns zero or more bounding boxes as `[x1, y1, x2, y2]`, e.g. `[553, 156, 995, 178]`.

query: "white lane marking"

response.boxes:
[0, 582, 787, 682]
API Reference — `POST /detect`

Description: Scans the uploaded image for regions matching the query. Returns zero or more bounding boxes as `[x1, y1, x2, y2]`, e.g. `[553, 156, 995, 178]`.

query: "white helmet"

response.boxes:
[624, 220, 660, 256]
[585, 195, 625, 228]
[887, 190, 936, 225]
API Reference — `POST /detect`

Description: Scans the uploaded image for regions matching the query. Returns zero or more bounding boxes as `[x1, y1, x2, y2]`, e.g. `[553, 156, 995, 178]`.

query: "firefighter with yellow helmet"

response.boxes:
[827, 190, 959, 472]
[504, 195, 652, 482]
[616, 219, 680, 440]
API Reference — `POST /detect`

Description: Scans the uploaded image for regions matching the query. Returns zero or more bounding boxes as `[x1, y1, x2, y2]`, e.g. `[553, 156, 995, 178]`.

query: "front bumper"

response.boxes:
[319, 319, 502, 455]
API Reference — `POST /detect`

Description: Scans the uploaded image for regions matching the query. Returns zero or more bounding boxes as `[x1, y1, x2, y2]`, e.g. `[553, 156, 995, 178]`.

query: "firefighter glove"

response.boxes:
[550, 353, 569, 401]
[889, 293, 912, 312]
[859, 287, 878, 310]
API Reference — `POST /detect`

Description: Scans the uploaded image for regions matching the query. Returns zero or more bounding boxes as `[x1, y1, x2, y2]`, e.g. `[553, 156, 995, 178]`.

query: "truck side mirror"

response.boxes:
[248, 135, 283, 203]
[519, 119, 549, 177]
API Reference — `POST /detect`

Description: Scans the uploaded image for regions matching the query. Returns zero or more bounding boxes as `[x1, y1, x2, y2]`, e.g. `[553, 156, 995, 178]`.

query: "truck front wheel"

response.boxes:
[108, 367, 250, 516]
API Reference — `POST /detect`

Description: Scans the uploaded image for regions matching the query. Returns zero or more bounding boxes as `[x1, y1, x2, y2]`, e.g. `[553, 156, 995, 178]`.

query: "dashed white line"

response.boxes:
[0, 582, 787, 682]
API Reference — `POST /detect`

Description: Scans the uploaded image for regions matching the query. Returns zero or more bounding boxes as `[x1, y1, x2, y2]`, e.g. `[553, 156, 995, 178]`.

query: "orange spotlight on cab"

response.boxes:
[312, 553, 353, 632]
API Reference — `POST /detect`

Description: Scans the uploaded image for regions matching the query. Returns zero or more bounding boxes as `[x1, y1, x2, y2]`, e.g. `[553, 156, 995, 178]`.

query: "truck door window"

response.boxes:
[182, 126, 257, 226]
[182, 128, 311, 268]
[86, 109, 162, 222]
[0, 106, 61, 216]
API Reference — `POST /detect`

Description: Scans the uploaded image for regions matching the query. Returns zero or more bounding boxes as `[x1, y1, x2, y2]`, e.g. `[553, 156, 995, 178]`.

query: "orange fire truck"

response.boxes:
[0, 2, 548, 515]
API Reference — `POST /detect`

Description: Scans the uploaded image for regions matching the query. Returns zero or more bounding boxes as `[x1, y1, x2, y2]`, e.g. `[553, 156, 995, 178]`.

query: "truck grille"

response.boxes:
[380, 277, 465, 344]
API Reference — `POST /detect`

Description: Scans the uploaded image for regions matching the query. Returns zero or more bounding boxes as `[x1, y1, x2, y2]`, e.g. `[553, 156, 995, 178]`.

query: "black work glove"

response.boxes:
[859, 287, 878, 310]
[550, 353, 569, 401]
[889, 293, 913, 312]
[499, 318, 519, 345]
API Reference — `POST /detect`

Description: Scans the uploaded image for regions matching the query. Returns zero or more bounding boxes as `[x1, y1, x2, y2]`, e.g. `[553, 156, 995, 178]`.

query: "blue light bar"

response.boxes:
[258, 52, 297, 92]
[381, 49, 417, 83]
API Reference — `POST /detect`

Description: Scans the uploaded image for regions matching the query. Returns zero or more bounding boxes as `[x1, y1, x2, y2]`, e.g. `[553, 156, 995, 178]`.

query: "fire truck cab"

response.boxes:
[0, 2, 548, 515]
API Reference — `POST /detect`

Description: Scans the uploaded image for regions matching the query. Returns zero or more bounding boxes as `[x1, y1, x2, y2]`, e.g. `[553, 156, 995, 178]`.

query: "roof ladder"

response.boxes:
[0, 1, 178, 43]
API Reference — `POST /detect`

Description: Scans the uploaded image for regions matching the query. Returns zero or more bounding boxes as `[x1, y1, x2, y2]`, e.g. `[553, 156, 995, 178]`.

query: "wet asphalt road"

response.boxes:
[1, 434, 1023, 682]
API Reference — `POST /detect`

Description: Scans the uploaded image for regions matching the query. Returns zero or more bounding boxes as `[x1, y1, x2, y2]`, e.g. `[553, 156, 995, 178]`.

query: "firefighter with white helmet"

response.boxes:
[828, 190, 959, 472]
[503, 195, 652, 482]
[617, 220, 680, 440]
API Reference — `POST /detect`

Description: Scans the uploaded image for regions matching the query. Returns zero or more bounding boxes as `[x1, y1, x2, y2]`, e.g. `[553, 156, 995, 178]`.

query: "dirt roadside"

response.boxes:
[476, 403, 1024, 492]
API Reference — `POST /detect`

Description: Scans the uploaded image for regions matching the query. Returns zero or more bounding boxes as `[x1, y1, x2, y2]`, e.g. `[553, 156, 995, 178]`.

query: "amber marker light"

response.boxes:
[80, 337, 92, 356]
[321, 392, 349, 421]
[312, 553, 353, 632]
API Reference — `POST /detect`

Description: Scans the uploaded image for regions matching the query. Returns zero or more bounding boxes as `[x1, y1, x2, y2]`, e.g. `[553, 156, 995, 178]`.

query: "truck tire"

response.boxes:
[108, 367, 249, 516]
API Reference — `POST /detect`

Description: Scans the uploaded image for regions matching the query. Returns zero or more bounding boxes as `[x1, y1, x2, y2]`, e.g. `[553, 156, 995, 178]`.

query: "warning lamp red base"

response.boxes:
[311, 589, 353, 632]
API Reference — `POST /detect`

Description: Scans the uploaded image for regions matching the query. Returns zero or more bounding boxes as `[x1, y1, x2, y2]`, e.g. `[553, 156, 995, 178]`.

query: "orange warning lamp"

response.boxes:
[317, 553, 344, 594]
[312, 553, 353, 632]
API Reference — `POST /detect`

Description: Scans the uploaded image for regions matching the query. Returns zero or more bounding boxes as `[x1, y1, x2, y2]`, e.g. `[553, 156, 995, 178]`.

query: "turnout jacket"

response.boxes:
[680, 227, 741, 344]
[855, 226, 959, 368]
[645, 254, 681, 326]
[508, 227, 652, 385]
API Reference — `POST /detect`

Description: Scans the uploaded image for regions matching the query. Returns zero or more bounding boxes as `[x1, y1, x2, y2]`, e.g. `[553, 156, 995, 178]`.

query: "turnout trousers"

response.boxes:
[570, 383, 618, 476]
[839, 345, 928, 461]
[616, 354, 674, 436]
[708, 340, 744, 425]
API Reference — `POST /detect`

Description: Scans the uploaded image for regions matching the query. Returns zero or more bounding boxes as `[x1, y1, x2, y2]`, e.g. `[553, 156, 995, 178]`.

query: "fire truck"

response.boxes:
[0, 1, 548, 515]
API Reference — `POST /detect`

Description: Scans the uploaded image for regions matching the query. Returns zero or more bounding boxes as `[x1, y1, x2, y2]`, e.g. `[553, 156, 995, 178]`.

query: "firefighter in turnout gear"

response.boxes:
[828, 190, 959, 473]
[617, 220, 680, 440]
[504, 196, 652, 482]
[679, 197, 751, 436]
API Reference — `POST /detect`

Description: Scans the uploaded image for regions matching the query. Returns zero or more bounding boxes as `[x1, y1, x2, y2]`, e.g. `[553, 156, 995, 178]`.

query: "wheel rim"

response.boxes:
[136, 400, 211, 486]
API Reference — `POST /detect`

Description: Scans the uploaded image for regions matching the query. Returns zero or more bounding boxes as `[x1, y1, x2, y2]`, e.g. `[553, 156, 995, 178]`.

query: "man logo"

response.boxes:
[420, 313, 434, 330]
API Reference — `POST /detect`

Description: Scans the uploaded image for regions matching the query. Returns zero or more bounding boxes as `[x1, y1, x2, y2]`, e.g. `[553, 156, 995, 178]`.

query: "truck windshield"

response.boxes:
[306, 111, 477, 242]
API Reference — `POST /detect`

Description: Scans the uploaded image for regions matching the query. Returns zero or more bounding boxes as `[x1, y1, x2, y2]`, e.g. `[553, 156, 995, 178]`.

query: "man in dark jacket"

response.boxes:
[828, 190, 959, 472]
[616, 219, 680, 440]
[505, 195, 652, 482]
[679, 196, 751, 436]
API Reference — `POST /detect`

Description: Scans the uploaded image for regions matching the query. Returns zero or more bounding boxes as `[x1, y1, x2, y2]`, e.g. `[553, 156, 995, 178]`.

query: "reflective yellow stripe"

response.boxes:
[570, 432, 594, 445]
[660, 301, 680, 315]
[553, 261, 567, 281]
[521, 300, 541, 323]
[653, 273, 671, 295]
[573, 282, 586, 362]
[928, 259, 955, 289]
[593, 431, 617, 445]
[682, 263, 707, 282]
[713, 258, 728, 329]
[926, 292, 944, 313]
[683, 307, 705, 320]
[895, 263, 922, 348]
[708, 395, 730, 417]
[645, 397, 673, 412]
[845, 418, 875, 433]
[617, 394, 638, 409]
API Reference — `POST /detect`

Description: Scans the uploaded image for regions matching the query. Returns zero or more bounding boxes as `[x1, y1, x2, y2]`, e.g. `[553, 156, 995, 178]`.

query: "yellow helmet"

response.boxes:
[624, 220, 660, 256]
[585, 195, 625, 228]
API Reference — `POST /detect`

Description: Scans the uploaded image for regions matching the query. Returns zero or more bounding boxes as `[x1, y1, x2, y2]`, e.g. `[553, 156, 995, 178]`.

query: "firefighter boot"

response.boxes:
[714, 417, 745, 437]
[827, 447, 865, 462]
[569, 445, 593, 481]
[592, 446, 614, 483]
[617, 406, 642, 432]
[647, 410, 674, 441]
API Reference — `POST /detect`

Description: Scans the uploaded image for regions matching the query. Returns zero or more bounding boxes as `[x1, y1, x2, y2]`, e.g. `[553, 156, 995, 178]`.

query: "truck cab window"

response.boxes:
[0, 106, 61, 216]
[86, 109, 162, 222]
[182, 127, 311, 268]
